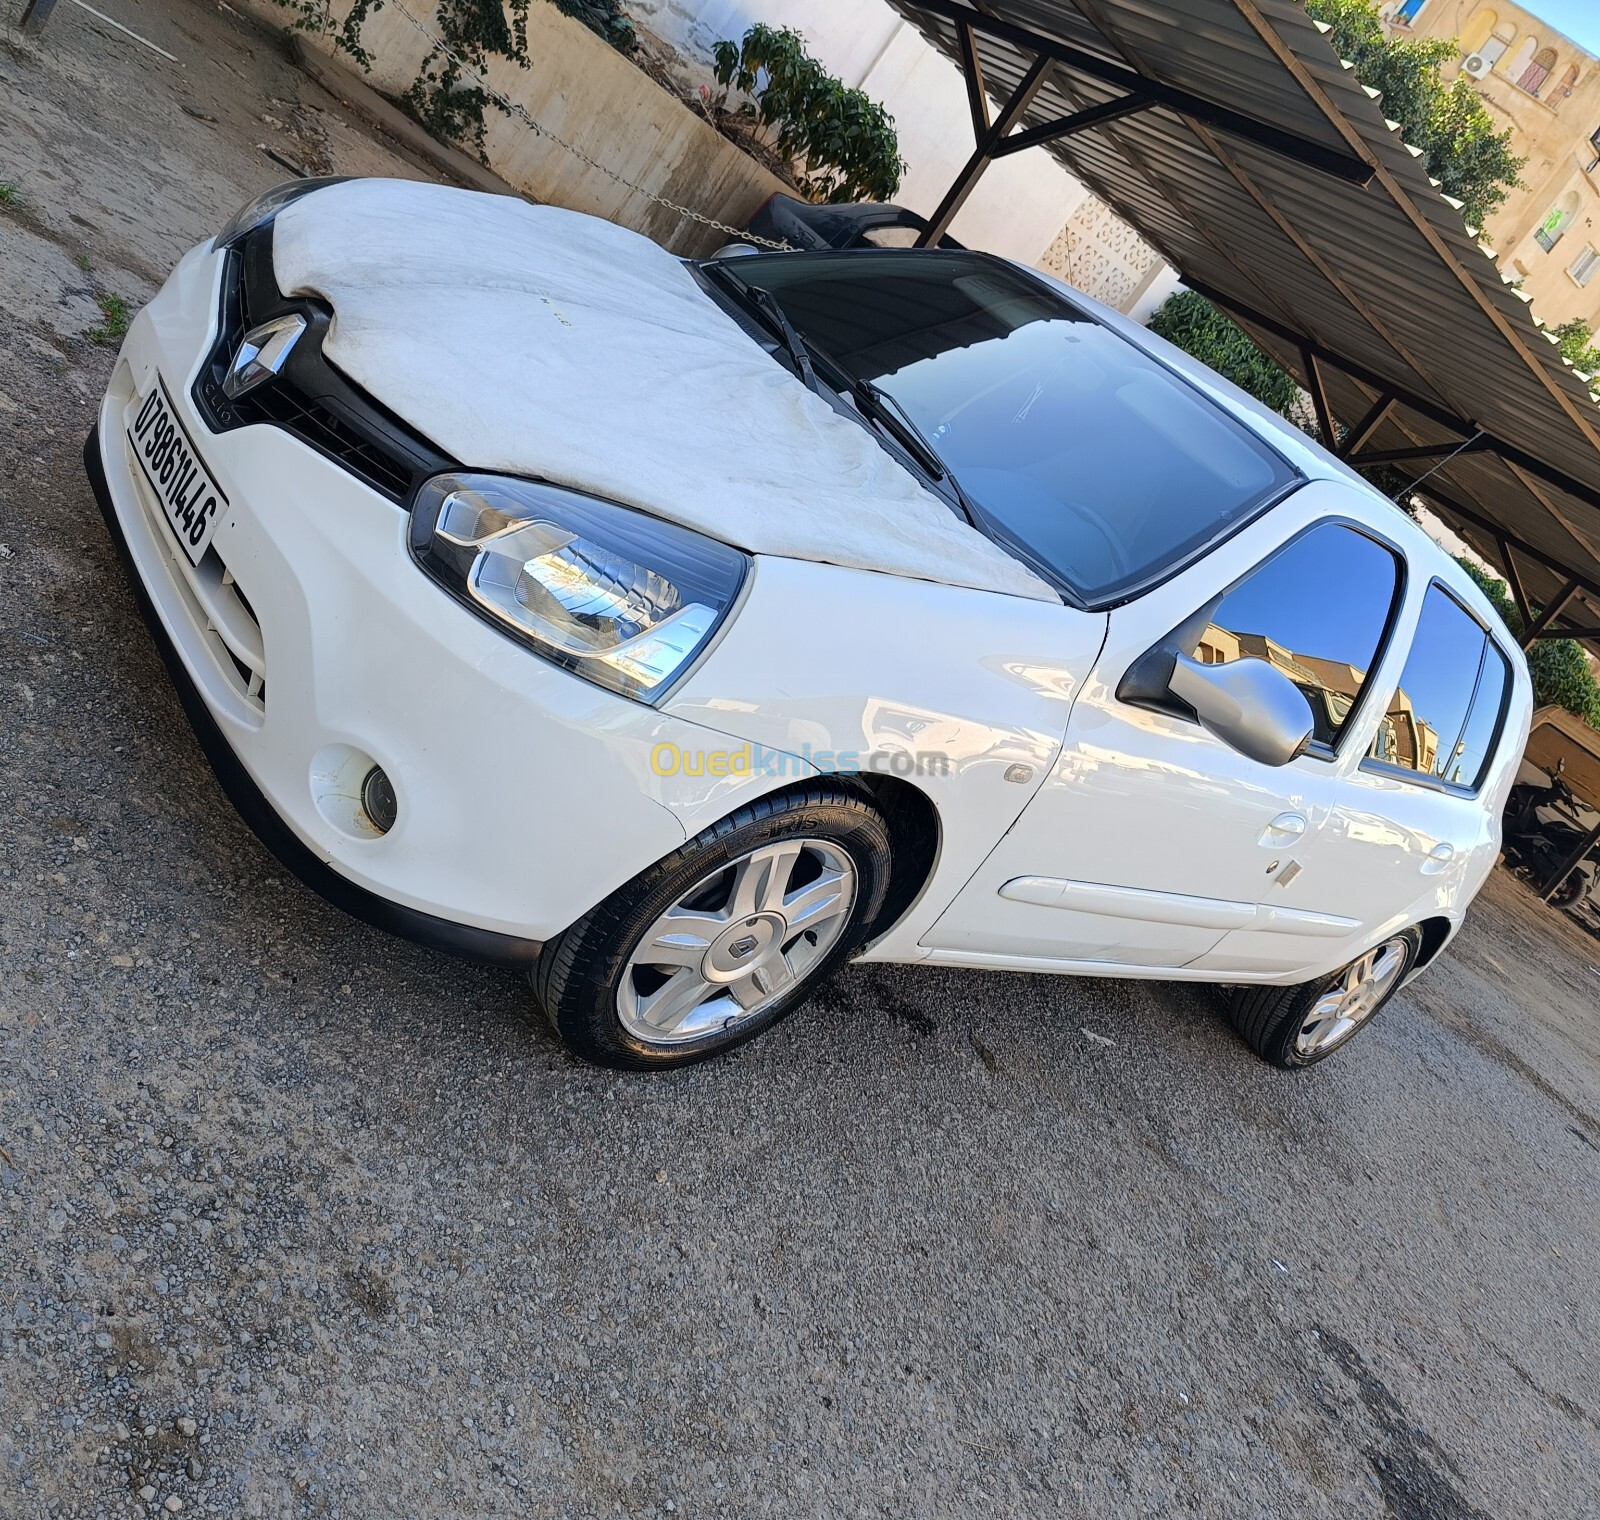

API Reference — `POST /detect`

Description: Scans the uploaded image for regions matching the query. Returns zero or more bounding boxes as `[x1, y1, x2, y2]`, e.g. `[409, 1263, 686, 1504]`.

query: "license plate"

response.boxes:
[125, 376, 227, 566]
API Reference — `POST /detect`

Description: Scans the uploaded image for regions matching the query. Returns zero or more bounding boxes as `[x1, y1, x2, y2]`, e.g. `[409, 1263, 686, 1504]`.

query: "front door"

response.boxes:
[924, 497, 1408, 972]
[1192, 580, 1519, 974]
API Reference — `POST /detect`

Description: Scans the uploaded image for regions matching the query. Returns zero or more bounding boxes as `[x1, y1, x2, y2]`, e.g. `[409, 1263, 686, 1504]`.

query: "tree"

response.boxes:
[1304, 0, 1522, 228]
[712, 25, 903, 203]
[1554, 318, 1600, 392]
[1146, 291, 1304, 416]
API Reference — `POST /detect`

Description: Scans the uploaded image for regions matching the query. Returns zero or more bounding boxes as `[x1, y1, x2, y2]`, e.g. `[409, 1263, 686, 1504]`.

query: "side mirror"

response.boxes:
[1167, 653, 1315, 768]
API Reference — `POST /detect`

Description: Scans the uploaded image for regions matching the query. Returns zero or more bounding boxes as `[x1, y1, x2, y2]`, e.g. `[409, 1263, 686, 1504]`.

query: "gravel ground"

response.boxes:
[3, 3, 1600, 1516]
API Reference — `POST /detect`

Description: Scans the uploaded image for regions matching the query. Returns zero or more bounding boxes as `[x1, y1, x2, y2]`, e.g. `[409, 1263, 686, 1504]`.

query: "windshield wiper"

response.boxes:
[713, 267, 819, 392]
[708, 264, 974, 524]
[851, 380, 977, 526]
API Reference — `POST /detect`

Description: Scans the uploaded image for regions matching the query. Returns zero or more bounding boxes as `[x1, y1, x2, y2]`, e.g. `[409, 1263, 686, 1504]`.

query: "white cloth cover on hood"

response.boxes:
[272, 180, 1055, 602]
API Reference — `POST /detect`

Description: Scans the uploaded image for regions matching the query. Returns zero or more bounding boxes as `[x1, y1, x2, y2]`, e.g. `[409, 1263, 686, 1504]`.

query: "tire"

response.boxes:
[1552, 871, 1591, 912]
[1225, 928, 1422, 1070]
[534, 782, 892, 1070]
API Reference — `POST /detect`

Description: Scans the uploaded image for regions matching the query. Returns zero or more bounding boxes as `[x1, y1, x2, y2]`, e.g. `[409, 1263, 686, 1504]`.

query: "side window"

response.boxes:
[1369, 584, 1511, 791]
[1190, 522, 1403, 747]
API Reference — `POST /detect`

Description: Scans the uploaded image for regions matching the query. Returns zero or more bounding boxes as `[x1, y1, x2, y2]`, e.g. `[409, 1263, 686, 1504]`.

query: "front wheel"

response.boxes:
[1225, 928, 1422, 1069]
[534, 783, 892, 1070]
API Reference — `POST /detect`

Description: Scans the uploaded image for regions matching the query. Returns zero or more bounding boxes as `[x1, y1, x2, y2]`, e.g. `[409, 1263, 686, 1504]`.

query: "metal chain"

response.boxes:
[384, 0, 793, 249]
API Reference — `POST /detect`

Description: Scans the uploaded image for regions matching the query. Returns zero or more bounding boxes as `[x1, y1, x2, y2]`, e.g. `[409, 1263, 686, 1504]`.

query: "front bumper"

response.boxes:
[89, 244, 763, 958]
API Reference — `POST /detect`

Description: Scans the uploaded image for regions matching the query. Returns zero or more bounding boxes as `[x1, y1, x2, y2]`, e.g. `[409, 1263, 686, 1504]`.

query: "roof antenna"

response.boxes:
[1390, 429, 1485, 504]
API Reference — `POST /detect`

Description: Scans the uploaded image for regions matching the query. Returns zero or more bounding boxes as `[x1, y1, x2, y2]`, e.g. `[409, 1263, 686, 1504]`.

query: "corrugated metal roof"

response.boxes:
[887, 0, 1600, 645]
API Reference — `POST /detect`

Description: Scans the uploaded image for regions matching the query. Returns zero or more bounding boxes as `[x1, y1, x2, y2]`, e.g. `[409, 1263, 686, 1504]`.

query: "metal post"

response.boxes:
[1336, 394, 1395, 459]
[1302, 348, 1337, 450]
[915, 52, 1054, 247]
[1521, 580, 1580, 650]
[1496, 535, 1534, 631]
[1539, 817, 1600, 904]
[19, 0, 60, 32]
[956, 21, 990, 140]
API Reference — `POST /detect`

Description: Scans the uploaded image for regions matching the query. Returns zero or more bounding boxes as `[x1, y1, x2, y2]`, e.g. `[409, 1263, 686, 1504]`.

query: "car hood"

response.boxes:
[272, 180, 1054, 602]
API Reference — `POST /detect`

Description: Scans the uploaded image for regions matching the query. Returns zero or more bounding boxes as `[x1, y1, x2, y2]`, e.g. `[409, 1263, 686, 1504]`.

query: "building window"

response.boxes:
[1501, 36, 1537, 82]
[1395, 0, 1429, 26]
[1535, 193, 1580, 251]
[1571, 246, 1600, 287]
[1517, 45, 1558, 96]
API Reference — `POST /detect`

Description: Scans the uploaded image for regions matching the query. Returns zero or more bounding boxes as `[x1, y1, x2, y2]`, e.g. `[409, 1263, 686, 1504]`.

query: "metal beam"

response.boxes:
[1346, 439, 1493, 467]
[1302, 348, 1337, 450]
[1337, 394, 1396, 460]
[1496, 534, 1535, 630]
[957, 21, 990, 140]
[900, 0, 1373, 183]
[1187, 278, 1600, 520]
[1539, 817, 1600, 904]
[989, 93, 1155, 157]
[1521, 580, 1582, 647]
[915, 52, 1054, 246]
[1420, 488, 1600, 611]
[1527, 626, 1600, 641]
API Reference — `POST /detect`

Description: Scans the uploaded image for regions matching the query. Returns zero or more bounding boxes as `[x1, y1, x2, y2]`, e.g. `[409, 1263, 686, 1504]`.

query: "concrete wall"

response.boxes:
[244, 0, 791, 256]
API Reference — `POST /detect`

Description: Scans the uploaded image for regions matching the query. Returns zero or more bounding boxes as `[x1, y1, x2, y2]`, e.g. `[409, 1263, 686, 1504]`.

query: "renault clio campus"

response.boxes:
[87, 179, 1531, 1071]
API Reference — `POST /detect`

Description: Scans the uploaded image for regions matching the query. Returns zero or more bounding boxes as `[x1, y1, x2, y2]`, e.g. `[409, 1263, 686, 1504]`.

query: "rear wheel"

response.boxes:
[1226, 929, 1421, 1069]
[534, 783, 891, 1070]
[1550, 869, 1590, 911]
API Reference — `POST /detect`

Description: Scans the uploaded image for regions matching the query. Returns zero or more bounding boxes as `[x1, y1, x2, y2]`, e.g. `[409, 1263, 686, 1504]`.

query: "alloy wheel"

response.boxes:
[617, 839, 858, 1045]
[1293, 936, 1409, 1058]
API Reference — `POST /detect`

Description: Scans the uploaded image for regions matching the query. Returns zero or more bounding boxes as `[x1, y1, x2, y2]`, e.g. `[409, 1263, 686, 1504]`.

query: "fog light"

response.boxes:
[361, 765, 398, 834]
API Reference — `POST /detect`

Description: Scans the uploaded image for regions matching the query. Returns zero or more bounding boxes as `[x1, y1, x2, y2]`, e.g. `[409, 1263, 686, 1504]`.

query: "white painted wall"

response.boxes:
[630, 0, 1093, 264]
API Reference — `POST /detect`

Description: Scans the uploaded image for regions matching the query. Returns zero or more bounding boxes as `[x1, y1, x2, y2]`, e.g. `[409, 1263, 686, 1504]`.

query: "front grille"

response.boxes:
[192, 227, 454, 502]
[232, 378, 415, 499]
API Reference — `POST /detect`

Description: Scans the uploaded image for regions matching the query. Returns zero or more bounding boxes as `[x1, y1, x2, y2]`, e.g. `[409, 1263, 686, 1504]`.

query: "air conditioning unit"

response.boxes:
[1463, 53, 1492, 79]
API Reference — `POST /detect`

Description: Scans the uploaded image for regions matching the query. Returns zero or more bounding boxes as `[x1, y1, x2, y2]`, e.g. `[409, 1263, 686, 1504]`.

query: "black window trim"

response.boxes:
[1133, 515, 1410, 766]
[1359, 576, 1516, 798]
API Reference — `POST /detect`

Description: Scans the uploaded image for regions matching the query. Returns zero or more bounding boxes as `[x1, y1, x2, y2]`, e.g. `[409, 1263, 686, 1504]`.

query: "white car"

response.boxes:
[88, 178, 1532, 1071]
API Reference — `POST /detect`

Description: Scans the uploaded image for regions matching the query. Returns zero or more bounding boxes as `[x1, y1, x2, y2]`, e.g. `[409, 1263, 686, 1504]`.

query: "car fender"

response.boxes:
[662, 555, 1107, 958]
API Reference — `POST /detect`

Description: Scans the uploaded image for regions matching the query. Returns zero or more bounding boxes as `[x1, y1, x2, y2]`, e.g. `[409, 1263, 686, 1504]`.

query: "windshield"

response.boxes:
[719, 250, 1298, 605]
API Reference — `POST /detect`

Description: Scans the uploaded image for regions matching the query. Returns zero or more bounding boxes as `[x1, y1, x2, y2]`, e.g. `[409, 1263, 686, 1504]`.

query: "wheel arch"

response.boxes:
[1411, 915, 1455, 972]
[847, 772, 942, 945]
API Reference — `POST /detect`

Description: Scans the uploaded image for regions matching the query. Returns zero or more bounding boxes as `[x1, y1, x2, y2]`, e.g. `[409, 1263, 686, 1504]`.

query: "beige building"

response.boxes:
[1379, 1, 1600, 331]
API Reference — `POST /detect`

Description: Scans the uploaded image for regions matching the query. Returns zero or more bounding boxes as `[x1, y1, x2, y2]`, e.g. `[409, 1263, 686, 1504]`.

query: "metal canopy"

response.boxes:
[888, 0, 1600, 653]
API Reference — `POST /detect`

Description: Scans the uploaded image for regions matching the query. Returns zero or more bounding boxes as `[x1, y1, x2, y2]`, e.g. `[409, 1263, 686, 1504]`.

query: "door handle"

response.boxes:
[1260, 812, 1307, 847]
[1421, 841, 1456, 875]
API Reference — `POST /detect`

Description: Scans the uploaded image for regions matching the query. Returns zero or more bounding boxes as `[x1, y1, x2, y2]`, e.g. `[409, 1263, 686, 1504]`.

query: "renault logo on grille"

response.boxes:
[223, 313, 307, 400]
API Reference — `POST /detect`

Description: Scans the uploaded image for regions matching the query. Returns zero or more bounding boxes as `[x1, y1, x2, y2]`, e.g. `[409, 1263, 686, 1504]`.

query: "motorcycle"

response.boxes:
[1503, 759, 1599, 912]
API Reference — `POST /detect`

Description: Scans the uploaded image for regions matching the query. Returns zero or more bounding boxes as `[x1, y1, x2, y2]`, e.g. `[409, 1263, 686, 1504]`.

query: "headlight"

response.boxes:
[214, 177, 350, 250]
[410, 474, 749, 702]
